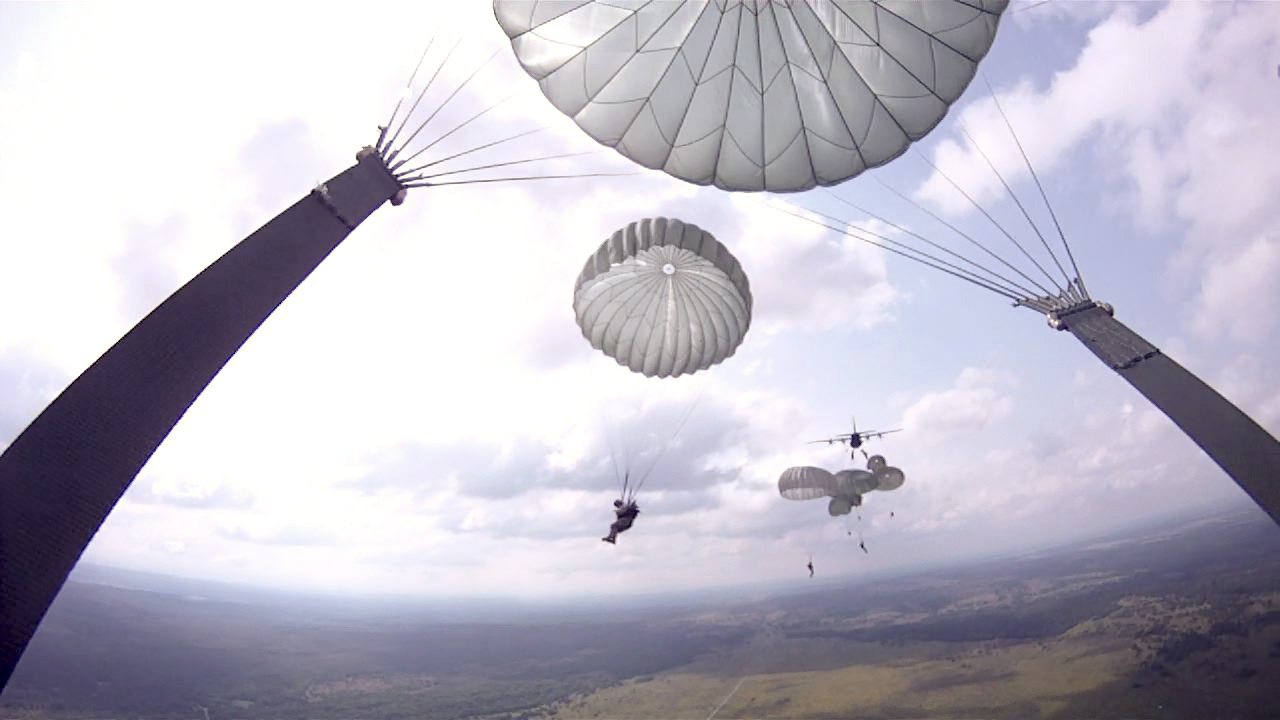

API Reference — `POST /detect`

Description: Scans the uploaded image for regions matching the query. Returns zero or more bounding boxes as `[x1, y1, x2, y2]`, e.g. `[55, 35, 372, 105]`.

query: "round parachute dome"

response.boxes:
[495, 0, 1007, 192]
[876, 466, 906, 491]
[828, 496, 856, 517]
[574, 217, 752, 378]
[779, 466, 838, 500]
[837, 469, 879, 495]
[867, 454, 887, 473]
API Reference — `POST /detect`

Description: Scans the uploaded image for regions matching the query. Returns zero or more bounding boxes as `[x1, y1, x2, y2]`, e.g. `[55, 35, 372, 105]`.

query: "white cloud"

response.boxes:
[901, 367, 1016, 441]
[3, 3, 1276, 597]
[728, 197, 899, 334]
[915, 3, 1280, 335]
[1192, 236, 1280, 343]
[916, 2, 1218, 217]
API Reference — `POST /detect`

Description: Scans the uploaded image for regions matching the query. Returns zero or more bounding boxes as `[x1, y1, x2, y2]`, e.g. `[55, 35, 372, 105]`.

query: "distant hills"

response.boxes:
[3, 509, 1277, 719]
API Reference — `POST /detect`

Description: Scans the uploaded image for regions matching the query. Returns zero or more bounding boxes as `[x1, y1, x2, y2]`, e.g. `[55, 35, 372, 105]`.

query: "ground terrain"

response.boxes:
[2, 511, 1278, 719]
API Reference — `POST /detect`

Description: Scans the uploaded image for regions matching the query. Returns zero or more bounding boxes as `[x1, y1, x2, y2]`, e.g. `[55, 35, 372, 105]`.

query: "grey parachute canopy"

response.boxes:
[828, 495, 861, 516]
[836, 468, 879, 495]
[778, 466, 862, 516]
[494, 0, 1008, 192]
[779, 466, 839, 500]
[866, 454, 906, 491]
[574, 217, 751, 378]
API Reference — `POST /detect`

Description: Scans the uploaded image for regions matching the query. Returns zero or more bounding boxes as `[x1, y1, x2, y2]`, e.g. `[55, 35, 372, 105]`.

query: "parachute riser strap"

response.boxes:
[1046, 301, 1160, 371]
[317, 149, 407, 231]
[1052, 301, 1167, 375]
[0, 148, 405, 689]
[312, 183, 356, 230]
[1054, 302, 1280, 525]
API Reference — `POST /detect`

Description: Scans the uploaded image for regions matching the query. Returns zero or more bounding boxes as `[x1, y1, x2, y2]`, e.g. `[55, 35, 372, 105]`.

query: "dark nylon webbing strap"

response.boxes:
[0, 153, 403, 688]
[1065, 306, 1280, 525]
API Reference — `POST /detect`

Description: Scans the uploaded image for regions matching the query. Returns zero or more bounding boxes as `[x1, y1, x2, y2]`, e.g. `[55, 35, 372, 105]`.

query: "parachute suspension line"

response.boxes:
[376, 35, 436, 154]
[764, 201, 1024, 304]
[391, 92, 521, 171]
[826, 192, 1047, 301]
[631, 386, 706, 497]
[871, 182, 1061, 313]
[601, 408, 636, 503]
[622, 425, 635, 502]
[400, 171, 636, 189]
[381, 35, 463, 162]
[957, 124, 1079, 302]
[394, 127, 545, 178]
[982, 74, 1090, 301]
[387, 49, 504, 170]
[398, 150, 607, 184]
[911, 148, 1066, 298]
[795, 201, 1029, 299]
[1011, 0, 1055, 14]
[601, 409, 623, 491]
[373, 34, 629, 192]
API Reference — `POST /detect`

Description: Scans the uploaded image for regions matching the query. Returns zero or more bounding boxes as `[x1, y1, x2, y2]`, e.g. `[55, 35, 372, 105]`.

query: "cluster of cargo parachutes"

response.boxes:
[778, 454, 906, 517]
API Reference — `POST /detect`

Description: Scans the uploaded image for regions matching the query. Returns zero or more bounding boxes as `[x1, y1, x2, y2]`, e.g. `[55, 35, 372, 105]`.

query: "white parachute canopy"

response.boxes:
[495, 0, 1007, 192]
[574, 217, 752, 378]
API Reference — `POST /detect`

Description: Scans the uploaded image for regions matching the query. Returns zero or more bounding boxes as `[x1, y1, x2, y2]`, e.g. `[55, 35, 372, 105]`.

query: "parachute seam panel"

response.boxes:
[616, 270, 667, 373]
[676, 263, 740, 366]
[766, 1, 819, 189]
[880, 0, 996, 63]
[788, 2, 869, 175]
[579, 258, 661, 349]
[577, 1, 691, 149]
[640, 253, 671, 376]
[825, 2, 918, 147]
[755, 3, 768, 184]
[709, 4, 748, 189]
[615, 3, 723, 166]
[677, 258, 749, 333]
[952, 0, 1001, 23]
[805, 4, 884, 167]
[578, 266, 654, 349]
[517, 3, 640, 83]
[638, 261, 674, 375]
[679, 267, 716, 371]
[500, 0, 591, 42]
[653, 236, 742, 367]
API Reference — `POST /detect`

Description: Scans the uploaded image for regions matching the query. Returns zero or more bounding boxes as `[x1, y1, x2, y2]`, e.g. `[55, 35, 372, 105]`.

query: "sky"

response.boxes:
[1, 1, 1277, 599]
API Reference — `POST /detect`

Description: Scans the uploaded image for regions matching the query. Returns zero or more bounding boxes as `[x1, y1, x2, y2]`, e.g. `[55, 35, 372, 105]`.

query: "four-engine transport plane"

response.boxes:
[809, 418, 902, 459]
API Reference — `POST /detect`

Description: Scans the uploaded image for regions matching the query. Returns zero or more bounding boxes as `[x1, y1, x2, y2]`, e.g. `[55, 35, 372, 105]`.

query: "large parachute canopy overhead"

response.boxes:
[494, 0, 1008, 192]
[574, 217, 752, 378]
